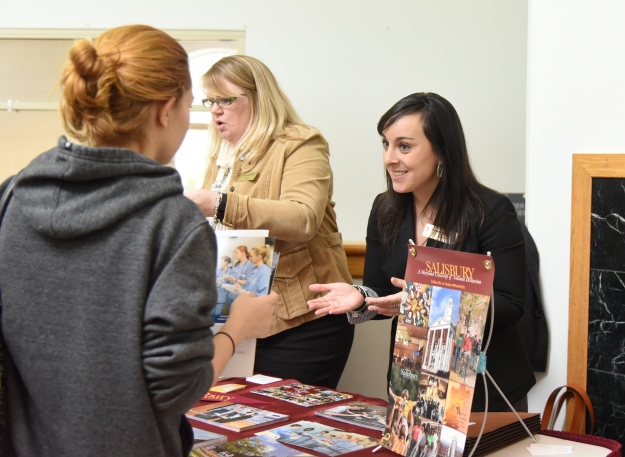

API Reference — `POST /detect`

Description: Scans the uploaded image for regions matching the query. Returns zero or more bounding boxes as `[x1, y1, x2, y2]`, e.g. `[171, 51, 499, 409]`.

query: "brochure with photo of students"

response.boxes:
[314, 401, 387, 431]
[380, 245, 495, 457]
[212, 229, 277, 379]
[250, 382, 352, 407]
[257, 420, 378, 456]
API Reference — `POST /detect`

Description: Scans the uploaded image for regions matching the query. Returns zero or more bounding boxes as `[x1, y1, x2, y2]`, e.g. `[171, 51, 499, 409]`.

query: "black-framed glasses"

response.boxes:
[202, 94, 246, 109]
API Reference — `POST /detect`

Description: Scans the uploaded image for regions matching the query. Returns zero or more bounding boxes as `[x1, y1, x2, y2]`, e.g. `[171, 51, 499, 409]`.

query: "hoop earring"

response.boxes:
[436, 162, 443, 178]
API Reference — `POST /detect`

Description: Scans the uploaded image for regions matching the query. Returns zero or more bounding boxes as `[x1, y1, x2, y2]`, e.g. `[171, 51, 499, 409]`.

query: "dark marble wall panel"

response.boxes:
[588, 177, 625, 447]
[586, 369, 625, 445]
[590, 178, 625, 271]
[588, 270, 625, 375]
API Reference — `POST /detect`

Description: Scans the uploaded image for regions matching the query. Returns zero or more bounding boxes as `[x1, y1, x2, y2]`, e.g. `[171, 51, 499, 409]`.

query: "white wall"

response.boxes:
[526, 0, 625, 413]
[0, 1, 529, 401]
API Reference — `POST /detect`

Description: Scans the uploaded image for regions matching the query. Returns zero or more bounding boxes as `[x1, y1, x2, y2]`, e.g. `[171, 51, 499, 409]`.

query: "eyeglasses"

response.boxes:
[202, 94, 246, 109]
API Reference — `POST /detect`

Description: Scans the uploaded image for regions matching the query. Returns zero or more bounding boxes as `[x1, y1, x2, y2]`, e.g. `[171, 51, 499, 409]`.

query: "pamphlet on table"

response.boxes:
[257, 420, 378, 456]
[250, 382, 352, 407]
[190, 433, 314, 457]
[186, 402, 288, 432]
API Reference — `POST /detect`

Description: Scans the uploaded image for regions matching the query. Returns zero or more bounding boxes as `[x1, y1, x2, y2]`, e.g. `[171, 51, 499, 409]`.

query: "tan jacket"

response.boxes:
[203, 124, 352, 336]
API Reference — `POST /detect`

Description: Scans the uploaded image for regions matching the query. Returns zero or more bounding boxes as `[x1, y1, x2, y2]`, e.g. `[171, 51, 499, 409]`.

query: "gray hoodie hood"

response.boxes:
[12, 136, 183, 239]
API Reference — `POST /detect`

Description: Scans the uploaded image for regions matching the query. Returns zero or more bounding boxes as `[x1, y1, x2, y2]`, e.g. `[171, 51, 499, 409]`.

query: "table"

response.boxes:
[485, 433, 615, 456]
[188, 378, 617, 457]
[188, 377, 394, 457]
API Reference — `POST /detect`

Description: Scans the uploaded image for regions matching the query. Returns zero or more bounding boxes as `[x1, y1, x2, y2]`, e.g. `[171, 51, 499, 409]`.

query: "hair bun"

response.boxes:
[69, 39, 103, 80]
[60, 25, 190, 145]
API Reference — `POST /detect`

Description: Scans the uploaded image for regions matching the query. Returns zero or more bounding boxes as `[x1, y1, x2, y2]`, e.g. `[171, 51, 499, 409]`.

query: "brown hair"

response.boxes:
[234, 245, 249, 265]
[375, 92, 486, 250]
[60, 24, 191, 146]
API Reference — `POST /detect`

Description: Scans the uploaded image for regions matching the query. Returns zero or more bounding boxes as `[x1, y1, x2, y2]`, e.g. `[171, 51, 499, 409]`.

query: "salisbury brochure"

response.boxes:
[213, 230, 277, 379]
[250, 382, 352, 407]
[186, 402, 289, 432]
[379, 245, 495, 457]
[314, 401, 387, 431]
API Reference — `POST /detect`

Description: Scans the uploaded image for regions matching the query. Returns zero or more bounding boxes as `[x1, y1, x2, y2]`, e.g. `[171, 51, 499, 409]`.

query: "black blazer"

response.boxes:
[518, 224, 549, 372]
[363, 188, 536, 411]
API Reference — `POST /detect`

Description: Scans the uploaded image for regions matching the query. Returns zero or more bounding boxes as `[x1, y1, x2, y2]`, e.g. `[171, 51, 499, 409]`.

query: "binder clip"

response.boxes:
[476, 352, 487, 374]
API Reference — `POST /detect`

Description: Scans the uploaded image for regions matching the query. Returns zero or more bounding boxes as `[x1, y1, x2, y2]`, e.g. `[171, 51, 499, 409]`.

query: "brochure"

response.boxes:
[212, 229, 277, 379]
[379, 245, 496, 457]
[314, 401, 388, 431]
[191, 428, 228, 449]
[258, 420, 378, 456]
[210, 383, 247, 393]
[186, 402, 289, 432]
[190, 433, 315, 457]
[250, 382, 352, 407]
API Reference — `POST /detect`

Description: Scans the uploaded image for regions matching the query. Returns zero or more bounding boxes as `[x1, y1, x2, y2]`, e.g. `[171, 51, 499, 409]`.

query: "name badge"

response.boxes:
[237, 171, 258, 182]
[423, 223, 453, 244]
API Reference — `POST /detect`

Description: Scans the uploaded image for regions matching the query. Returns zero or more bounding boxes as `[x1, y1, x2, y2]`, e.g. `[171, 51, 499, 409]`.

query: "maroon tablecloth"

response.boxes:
[188, 377, 395, 457]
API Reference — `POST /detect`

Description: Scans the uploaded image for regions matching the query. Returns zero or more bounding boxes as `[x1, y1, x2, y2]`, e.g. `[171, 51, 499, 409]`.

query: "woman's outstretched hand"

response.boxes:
[364, 277, 405, 317]
[307, 282, 363, 315]
[308, 277, 406, 317]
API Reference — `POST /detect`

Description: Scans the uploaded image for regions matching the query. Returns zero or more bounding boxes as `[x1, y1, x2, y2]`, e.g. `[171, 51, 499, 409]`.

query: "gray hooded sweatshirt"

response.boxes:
[0, 137, 216, 456]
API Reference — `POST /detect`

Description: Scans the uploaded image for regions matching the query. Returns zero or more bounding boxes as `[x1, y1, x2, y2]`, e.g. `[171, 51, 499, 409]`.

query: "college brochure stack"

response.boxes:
[463, 412, 542, 457]
[186, 402, 289, 432]
[379, 245, 496, 457]
[250, 382, 352, 407]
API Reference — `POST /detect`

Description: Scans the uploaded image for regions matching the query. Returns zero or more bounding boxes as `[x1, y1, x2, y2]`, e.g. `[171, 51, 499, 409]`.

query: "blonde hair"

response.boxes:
[250, 244, 270, 265]
[201, 55, 304, 161]
[60, 24, 191, 146]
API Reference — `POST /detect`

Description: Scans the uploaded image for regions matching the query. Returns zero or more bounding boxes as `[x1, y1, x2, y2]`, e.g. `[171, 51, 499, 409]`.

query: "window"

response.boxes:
[174, 45, 238, 190]
[0, 29, 243, 185]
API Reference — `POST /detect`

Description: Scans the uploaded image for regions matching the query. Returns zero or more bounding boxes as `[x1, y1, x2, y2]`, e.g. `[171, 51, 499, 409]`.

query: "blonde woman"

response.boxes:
[185, 55, 353, 388]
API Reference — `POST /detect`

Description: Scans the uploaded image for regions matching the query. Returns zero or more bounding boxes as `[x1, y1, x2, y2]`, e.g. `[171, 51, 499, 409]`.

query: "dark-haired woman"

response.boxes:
[308, 92, 535, 412]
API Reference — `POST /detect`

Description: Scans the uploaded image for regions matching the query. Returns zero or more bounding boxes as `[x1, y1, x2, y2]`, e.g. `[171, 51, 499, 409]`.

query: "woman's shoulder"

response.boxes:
[280, 123, 325, 143]
[477, 186, 515, 215]
[478, 186, 511, 204]
[370, 191, 391, 212]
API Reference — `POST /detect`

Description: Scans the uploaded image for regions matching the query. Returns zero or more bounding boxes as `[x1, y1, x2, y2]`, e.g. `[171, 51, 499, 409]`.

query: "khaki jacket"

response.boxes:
[203, 124, 352, 336]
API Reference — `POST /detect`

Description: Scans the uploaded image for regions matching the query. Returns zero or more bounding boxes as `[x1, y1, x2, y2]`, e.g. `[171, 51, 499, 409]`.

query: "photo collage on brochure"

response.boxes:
[381, 247, 494, 457]
[212, 230, 277, 379]
[213, 230, 277, 324]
